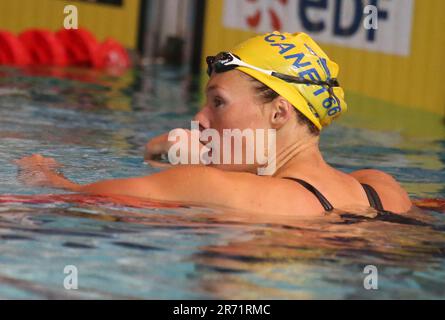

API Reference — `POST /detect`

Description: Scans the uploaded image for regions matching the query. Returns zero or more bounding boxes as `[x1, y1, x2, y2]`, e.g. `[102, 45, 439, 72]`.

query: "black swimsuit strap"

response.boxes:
[361, 183, 385, 211]
[283, 177, 334, 212]
[284, 178, 387, 214]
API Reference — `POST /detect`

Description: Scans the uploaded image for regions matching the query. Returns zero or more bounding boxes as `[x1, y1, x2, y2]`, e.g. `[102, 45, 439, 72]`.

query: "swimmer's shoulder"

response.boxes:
[162, 166, 323, 216]
[220, 170, 324, 216]
[350, 169, 412, 213]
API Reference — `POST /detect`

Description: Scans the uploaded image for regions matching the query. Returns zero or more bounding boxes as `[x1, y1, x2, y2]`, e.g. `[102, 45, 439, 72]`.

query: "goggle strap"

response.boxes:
[273, 72, 340, 88]
[225, 58, 274, 77]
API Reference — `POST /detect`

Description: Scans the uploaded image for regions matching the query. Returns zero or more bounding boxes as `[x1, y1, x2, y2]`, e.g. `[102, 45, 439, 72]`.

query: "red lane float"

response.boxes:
[93, 38, 131, 69]
[413, 198, 445, 213]
[19, 29, 67, 66]
[0, 31, 31, 65]
[56, 28, 99, 66]
[0, 28, 130, 70]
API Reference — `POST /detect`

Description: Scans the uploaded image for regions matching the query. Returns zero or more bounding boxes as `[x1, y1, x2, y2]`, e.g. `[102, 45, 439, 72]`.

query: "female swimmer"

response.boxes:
[15, 32, 412, 216]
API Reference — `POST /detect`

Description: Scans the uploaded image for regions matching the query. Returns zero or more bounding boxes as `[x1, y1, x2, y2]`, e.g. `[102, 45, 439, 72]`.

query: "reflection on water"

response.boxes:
[0, 198, 444, 299]
[0, 66, 444, 299]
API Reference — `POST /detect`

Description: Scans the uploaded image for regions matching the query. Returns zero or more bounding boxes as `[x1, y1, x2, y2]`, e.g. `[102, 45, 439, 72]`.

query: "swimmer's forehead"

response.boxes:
[206, 84, 225, 93]
[206, 73, 246, 93]
[206, 69, 253, 92]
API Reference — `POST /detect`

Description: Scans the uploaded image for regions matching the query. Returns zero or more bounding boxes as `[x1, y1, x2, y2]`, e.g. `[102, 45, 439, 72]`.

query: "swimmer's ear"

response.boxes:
[269, 97, 293, 129]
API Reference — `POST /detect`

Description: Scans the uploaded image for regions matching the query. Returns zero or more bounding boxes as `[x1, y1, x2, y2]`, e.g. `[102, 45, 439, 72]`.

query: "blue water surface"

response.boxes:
[0, 65, 444, 299]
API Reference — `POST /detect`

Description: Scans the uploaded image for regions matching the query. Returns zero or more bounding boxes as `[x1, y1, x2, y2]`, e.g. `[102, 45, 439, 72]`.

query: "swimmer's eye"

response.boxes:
[213, 97, 224, 108]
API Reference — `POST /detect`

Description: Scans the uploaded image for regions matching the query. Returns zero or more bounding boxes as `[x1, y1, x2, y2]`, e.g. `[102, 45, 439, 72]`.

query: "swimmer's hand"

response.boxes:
[144, 132, 173, 161]
[144, 129, 208, 165]
[14, 154, 79, 190]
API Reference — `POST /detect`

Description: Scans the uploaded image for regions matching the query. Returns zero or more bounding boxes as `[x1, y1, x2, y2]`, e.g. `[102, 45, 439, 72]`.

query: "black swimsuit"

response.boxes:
[283, 177, 386, 212]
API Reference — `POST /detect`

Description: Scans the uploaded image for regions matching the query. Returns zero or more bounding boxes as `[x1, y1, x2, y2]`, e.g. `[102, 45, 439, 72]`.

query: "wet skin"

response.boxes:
[15, 70, 412, 217]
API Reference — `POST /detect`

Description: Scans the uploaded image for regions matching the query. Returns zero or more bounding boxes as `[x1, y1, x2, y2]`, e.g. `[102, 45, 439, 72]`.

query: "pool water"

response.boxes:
[0, 66, 444, 299]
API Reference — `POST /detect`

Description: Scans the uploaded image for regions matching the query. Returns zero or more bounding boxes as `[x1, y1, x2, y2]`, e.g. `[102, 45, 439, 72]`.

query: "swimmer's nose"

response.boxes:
[193, 107, 211, 130]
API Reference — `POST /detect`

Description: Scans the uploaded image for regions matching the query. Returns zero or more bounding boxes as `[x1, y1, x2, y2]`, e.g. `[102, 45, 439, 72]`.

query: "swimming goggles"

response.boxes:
[206, 52, 340, 89]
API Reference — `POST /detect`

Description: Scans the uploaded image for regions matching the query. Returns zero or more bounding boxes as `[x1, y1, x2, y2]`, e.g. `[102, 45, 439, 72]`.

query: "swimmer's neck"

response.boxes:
[272, 137, 329, 178]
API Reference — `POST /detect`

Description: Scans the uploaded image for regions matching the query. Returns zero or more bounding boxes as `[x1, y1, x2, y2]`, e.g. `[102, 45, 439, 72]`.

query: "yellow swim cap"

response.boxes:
[230, 31, 347, 130]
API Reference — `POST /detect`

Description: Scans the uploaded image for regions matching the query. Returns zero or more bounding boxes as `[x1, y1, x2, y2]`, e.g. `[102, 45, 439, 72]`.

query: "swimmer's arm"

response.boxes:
[41, 170, 81, 191]
[15, 154, 80, 191]
[72, 167, 305, 214]
[15, 154, 234, 204]
[351, 169, 412, 213]
[144, 132, 171, 161]
[144, 130, 207, 162]
[71, 166, 236, 204]
[15, 154, 304, 213]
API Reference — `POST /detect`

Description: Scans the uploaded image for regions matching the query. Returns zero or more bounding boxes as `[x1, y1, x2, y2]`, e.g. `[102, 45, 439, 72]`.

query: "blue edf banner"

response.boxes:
[223, 0, 414, 56]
